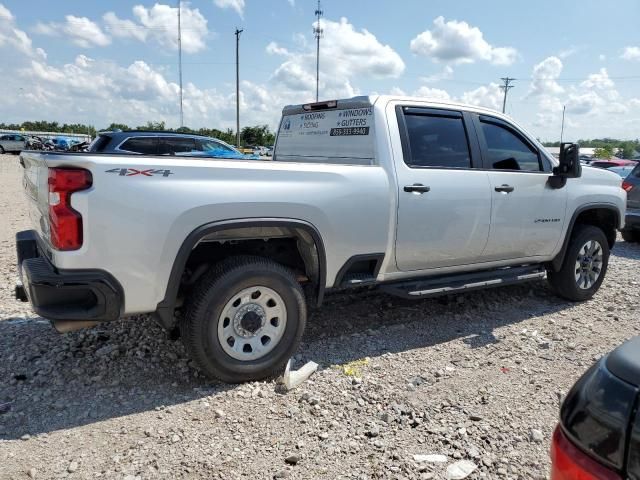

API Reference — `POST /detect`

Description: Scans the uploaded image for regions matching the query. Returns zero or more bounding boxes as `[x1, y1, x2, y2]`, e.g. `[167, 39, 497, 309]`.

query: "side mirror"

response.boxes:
[549, 142, 581, 188]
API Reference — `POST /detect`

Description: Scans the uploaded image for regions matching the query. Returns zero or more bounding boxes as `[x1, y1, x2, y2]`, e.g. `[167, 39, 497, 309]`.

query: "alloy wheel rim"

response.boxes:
[574, 240, 603, 290]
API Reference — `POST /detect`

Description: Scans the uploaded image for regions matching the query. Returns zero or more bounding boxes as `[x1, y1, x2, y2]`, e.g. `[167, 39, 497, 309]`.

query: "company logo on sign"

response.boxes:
[282, 118, 291, 131]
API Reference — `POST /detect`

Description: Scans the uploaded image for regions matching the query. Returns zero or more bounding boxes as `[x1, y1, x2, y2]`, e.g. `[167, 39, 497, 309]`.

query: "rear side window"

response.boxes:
[403, 113, 471, 168]
[88, 134, 111, 152]
[119, 137, 158, 155]
[159, 137, 196, 155]
[481, 120, 541, 171]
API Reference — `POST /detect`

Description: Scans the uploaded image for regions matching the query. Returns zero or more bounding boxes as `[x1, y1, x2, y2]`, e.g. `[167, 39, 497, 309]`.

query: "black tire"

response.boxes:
[181, 256, 307, 383]
[621, 229, 640, 243]
[0, 146, 4, 154]
[547, 224, 610, 301]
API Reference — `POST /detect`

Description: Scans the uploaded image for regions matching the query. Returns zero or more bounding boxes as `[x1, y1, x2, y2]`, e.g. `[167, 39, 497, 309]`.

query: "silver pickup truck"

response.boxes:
[16, 95, 626, 382]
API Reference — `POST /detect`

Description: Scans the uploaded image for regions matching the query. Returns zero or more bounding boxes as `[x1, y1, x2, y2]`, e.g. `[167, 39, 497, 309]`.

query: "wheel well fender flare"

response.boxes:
[550, 204, 620, 272]
[154, 218, 327, 328]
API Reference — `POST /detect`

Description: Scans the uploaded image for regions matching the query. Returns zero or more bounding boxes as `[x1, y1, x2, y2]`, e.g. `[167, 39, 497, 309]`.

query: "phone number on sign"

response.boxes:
[329, 127, 370, 136]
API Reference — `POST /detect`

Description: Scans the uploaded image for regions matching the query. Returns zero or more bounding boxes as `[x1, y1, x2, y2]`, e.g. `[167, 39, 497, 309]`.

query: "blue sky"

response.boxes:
[1, 0, 639, 140]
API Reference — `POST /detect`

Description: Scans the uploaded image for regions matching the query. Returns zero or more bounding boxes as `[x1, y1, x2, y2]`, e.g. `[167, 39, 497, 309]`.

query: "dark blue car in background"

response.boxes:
[88, 131, 256, 159]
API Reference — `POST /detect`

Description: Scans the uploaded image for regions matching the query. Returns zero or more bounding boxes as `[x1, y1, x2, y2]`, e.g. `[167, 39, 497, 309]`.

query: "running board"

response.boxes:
[380, 265, 547, 299]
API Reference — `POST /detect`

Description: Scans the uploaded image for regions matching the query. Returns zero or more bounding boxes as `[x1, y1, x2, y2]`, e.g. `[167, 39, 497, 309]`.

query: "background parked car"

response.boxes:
[550, 336, 640, 479]
[608, 165, 636, 178]
[591, 159, 638, 169]
[88, 131, 254, 159]
[0, 134, 27, 153]
[621, 162, 640, 243]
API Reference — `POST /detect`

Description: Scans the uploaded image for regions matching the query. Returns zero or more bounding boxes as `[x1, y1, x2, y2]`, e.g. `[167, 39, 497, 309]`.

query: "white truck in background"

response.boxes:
[16, 95, 626, 382]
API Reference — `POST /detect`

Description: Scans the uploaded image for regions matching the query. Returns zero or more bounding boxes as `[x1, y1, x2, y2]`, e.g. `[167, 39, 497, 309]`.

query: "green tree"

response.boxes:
[620, 142, 637, 159]
[240, 125, 275, 146]
[137, 120, 166, 131]
[102, 123, 130, 132]
[593, 145, 614, 159]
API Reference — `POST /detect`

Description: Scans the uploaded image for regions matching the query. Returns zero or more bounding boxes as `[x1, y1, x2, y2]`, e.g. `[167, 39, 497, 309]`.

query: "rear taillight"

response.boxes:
[551, 427, 622, 480]
[48, 168, 92, 251]
[622, 180, 633, 192]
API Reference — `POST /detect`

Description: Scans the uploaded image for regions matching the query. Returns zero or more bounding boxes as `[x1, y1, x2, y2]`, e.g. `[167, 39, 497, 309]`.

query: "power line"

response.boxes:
[235, 27, 243, 148]
[500, 77, 516, 114]
[313, 0, 323, 102]
[177, 0, 184, 127]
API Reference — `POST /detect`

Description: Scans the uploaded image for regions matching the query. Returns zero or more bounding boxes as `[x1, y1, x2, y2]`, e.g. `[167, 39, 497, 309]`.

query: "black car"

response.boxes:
[551, 336, 640, 479]
[622, 163, 640, 243]
[88, 131, 248, 159]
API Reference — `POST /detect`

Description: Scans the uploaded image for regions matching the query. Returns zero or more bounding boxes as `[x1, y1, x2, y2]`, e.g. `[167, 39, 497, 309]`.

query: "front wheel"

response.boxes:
[547, 225, 610, 301]
[181, 256, 307, 383]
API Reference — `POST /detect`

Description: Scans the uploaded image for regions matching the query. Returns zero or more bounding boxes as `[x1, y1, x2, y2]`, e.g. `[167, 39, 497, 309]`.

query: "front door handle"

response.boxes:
[404, 184, 431, 194]
[494, 184, 514, 193]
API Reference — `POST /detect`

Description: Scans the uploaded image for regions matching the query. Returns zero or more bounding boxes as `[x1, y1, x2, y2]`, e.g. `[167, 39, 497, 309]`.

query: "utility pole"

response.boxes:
[177, 0, 184, 128]
[313, 0, 323, 102]
[499, 77, 516, 114]
[560, 105, 566, 143]
[235, 28, 243, 148]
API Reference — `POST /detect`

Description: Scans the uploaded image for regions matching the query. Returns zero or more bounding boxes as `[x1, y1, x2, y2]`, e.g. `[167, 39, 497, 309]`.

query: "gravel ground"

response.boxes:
[0, 152, 639, 479]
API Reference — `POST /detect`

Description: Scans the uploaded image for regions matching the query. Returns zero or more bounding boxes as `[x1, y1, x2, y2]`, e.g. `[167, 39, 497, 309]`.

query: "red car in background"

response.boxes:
[590, 159, 638, 169]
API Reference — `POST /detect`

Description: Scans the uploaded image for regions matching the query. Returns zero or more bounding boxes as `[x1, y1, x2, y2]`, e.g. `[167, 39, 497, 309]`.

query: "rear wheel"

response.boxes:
[621, 229, 640, 243]
[0, 146, 4, 154]
[547, 225, 609, 301]
[181, 256, 307, 383]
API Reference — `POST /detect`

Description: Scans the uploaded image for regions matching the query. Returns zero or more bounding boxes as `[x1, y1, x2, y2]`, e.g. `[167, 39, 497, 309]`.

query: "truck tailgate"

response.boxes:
[20, 152, 51, 246]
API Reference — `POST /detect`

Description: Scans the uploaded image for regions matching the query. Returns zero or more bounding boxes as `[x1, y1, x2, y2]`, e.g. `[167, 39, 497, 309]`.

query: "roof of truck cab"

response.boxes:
[282, 95, 512, 120]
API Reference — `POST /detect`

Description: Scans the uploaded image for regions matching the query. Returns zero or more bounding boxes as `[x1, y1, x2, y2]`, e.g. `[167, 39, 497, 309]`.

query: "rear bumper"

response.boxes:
[15, 230, 123, 322]
[624, 208, 640, 231]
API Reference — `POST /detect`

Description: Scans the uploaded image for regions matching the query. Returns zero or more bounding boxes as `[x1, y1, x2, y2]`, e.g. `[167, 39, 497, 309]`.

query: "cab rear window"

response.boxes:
[275, 107, 375, 165]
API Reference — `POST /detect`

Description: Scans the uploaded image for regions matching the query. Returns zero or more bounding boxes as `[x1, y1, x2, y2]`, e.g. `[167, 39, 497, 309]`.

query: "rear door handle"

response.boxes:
[494, 184, 514, 193]
[404, 184, 431, 194]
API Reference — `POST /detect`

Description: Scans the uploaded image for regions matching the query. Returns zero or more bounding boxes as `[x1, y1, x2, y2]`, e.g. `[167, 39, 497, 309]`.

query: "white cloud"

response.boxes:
[565, 91, 602, 115]
[581, 68, 614, 90]
[420, 65, 453, 84]
[0, 3, 43, 57]
[529, 56, 564, 97]
[103, 12, 147, 42]
[132, 3, 208, 53]
[621, 46, 640, 61]
[266, 41, 290, 56]
[268, 17, 404, 99]
[598, 54, 606, 61]
[413, 86, 451, 101]
[460, 82, 504, 111]
[410, 16, 517, 65]
[213, 0, 245, 17]
[35, 15, 111, 48]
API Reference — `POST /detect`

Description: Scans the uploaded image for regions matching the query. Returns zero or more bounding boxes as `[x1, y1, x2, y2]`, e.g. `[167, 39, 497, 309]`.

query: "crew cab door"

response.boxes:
[473, 114, 567, 260]
[393, 106, 492, 271]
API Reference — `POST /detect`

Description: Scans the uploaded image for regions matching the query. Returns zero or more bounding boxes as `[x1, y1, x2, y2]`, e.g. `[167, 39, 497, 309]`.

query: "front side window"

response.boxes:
[119, 137, 158, 155]
[481, 121, 541, 171]
[404, 113, 471, 168]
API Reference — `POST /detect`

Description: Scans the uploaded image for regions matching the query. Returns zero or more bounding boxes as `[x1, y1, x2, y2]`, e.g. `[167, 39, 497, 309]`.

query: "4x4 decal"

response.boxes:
[105, 168, 173, 177]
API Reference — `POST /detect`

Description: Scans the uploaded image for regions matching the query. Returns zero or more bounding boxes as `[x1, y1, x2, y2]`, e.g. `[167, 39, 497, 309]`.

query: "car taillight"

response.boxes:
[551, 427, 622, 480]
[622, 181, 633, 192]
[48, 168, 92, 250]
